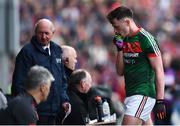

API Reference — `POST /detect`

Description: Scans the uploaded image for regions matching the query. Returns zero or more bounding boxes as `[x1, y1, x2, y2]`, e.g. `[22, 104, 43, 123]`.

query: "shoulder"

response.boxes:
[8, 95, 24, 105]
[15, 43, 34, 60]
[137, 29, 161, 56]
[7, 95, 37, 123]
[139, 28, 156, 42]
[67, 90, 76, 100]
[9, 95, 33, 112]
[67, 90, 79, 104]
[138, 28, 159, 48]
[18, 43, 34, 54]
[50, 41, 63, 53]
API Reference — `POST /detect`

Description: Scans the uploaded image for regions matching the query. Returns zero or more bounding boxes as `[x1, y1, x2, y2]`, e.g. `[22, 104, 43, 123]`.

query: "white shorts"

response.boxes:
[124, 95, 156, 122]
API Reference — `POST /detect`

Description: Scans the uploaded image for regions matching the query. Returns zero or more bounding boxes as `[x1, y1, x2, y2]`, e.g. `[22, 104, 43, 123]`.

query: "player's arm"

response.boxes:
[113, 34, 124, 76]
[140, 32, 164, 99]
[148, 54, 164, 99]
[142, 32, 166, 119]
[116, 51, 124, 76]
[148, 54, 166, 120]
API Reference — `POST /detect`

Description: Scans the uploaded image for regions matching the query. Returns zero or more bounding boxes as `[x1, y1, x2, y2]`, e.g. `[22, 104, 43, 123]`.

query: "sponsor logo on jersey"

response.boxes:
[123, 42, 142, 64]
[123, 42, 142, 53]
[124, 59, 136, 64]
[124, 53, 139, 57]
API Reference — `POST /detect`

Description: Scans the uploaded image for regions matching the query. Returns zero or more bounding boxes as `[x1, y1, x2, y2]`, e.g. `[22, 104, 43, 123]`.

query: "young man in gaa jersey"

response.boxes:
[107, 6, 166, 125]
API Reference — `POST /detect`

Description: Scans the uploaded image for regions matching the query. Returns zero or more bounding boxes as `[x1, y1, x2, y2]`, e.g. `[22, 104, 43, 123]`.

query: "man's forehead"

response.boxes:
[35, 19, 54, 32]
[37, 23, 51, 29]
[112, 18, 126, 27]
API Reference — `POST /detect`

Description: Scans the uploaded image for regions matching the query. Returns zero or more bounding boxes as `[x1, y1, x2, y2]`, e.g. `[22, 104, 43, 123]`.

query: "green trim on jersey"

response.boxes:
[122, 28, 160, 98]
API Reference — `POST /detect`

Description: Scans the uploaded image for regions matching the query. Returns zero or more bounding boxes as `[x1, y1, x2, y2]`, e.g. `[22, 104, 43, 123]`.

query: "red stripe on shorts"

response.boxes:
[135, 96, 148, 118]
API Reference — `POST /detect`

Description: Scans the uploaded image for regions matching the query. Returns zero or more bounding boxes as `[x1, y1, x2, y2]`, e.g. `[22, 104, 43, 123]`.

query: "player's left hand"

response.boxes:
[154, 99, 166, 120]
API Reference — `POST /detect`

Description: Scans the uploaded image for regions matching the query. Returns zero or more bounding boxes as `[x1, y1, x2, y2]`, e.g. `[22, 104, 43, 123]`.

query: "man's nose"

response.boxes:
[42, 33, 46, 38]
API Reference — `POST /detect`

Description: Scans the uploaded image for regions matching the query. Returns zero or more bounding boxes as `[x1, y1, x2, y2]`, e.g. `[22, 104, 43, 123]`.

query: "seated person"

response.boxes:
[63, 69, 92, 125]
[61, 45, 77, 79]
[60, 46, 120, 123]
[56, 45, 77, 123]
[0, 65, 54, 125]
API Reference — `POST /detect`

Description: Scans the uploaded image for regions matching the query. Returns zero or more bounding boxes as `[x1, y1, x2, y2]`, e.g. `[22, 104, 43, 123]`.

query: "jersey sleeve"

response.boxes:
[140, 30, 161, 58]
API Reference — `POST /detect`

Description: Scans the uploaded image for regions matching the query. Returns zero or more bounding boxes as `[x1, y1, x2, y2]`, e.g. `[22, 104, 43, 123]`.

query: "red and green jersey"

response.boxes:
[122, 28, 160, 98]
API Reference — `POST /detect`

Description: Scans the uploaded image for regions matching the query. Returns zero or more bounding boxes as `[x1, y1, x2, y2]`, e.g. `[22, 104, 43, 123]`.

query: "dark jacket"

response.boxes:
[64, 66, 73, 81]
[0, 92, 38, 125]
[63, 88, 89, 125]
[11, 36, 69, 116]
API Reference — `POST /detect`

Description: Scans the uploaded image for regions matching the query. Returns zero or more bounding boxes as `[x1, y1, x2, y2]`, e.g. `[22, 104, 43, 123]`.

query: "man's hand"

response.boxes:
[154, 99, 166, 120]
[113, 34, 124, 51]
[62, 102, 71, 114]
[61, 102, 71, 124]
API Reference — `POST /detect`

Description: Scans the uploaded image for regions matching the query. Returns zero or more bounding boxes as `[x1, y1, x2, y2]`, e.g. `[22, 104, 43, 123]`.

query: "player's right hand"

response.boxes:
[113, 34, 124, 51]
[154, 99, 166, 120]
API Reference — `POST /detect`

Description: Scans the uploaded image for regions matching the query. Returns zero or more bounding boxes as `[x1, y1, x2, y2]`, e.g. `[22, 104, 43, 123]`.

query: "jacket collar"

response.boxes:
[31, 36, 48, 54]
[31, 36, 63, 55]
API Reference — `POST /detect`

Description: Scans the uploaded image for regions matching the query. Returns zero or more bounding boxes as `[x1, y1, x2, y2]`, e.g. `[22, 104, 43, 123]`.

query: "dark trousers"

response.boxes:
[37, 115, 56, 125]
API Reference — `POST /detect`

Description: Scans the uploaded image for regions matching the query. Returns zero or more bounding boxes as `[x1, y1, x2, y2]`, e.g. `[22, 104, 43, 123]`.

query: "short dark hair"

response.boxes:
[107, 6, 133, 24]
[68, 69, 86, 88]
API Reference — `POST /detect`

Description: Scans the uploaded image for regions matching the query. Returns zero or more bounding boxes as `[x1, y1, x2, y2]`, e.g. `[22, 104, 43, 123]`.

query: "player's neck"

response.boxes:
[129, 23, 140, 36]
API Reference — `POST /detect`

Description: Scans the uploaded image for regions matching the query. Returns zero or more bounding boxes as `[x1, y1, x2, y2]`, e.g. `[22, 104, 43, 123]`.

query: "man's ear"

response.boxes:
[52, 29, 56, 34]
[40, 84, 46, 93]
[64, 58, 69, 64]
[80, 80, 85, 89]
[125, 19, 130, 25]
